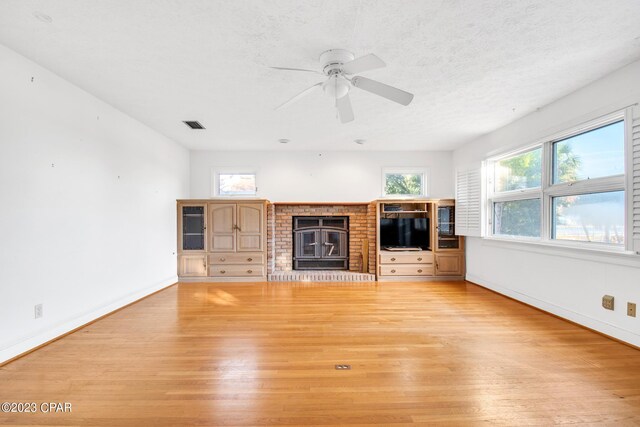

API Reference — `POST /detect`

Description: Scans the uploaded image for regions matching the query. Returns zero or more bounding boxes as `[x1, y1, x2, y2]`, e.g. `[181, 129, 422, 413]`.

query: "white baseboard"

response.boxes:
[0, 276, 177, 364]
[466, 273, 640, 348]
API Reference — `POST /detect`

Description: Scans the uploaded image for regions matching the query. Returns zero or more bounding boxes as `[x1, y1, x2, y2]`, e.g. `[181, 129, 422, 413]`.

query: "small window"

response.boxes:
[383, 169, 426, 197]
[216, 172, 257, 196]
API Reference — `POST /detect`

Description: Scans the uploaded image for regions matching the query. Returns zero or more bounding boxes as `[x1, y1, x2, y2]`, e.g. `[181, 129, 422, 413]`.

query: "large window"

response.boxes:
[487, 112, 627, 248]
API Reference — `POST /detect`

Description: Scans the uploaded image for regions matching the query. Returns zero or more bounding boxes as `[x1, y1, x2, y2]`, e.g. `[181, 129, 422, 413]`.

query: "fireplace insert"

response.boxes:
[293, 216, 349, 270]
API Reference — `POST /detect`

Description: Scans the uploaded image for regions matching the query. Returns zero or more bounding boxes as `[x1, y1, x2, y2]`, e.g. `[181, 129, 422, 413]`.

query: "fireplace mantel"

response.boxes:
[271, 201, 370, 206]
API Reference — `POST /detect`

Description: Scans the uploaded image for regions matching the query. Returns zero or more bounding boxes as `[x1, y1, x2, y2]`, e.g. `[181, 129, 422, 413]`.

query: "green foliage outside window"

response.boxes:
[385, 173, 422, 196]
[494, 146, 581, 237]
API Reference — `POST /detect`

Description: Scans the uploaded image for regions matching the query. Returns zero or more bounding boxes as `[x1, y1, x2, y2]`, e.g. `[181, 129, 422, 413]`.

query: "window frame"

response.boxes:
[487, 145, 543, 240]
[211, 168, 258, 197]
[381, 167, 429, 198]
[485, 109, 630, 250]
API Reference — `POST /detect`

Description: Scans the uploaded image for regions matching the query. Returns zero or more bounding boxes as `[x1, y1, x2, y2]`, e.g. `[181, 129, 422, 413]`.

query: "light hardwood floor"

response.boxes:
[1, 281, 639, 426]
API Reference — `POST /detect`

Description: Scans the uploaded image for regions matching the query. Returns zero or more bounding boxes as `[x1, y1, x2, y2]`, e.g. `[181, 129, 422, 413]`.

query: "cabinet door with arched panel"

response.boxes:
[237, 203, 264, 252]
[209, 203, 236, 252]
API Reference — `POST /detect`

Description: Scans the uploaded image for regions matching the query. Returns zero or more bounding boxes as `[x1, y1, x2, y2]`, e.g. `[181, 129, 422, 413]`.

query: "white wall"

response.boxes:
[190, 150, 454, 201]
[0, 44, 190, 363]
[453, 59, 640, 347]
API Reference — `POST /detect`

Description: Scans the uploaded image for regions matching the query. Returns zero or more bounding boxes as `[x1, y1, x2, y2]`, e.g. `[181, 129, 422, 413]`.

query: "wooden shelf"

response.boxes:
[271, 201, 370, 206]
[382, 210, 428, 214]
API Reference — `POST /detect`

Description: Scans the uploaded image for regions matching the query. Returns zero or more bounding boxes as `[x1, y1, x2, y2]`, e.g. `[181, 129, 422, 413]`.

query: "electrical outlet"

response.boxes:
[602, 295, 615, 311]
[34, 304, 43, 319]
[628, 302, 637, 318]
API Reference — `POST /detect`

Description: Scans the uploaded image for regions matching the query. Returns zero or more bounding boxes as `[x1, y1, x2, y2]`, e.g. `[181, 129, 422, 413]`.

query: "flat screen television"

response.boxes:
[380, 218, 429, 250]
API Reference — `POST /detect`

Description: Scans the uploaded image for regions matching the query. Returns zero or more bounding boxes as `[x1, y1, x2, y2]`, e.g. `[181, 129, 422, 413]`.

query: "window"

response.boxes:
[486, 112, 628, 249]
[495, 148, 542, 192]
[213, 171, 257, 196]
[494, 199, 541, 238]
[552, 191, 624, 244]
[488, 148, 542, 238]
[552, 121, 625, 183]
[549, 119, 625, 245]
[383, 168, 427, 197]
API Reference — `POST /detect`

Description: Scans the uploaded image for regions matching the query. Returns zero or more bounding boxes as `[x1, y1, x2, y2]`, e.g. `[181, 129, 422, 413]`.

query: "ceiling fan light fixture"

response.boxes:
[323, 75, 349, 100]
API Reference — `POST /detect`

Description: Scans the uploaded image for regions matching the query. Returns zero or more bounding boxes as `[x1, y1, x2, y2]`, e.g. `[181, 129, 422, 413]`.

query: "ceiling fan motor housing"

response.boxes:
[320, 49, 354, 99]
[319, 49, 355, 75]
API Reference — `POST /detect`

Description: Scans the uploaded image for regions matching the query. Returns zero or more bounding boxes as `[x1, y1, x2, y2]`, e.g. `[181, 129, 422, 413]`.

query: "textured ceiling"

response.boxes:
[1, 0, 640, 151]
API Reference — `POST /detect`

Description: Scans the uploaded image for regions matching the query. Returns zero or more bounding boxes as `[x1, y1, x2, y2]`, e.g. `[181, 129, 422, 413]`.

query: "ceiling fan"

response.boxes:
[272, 49, 414, 123]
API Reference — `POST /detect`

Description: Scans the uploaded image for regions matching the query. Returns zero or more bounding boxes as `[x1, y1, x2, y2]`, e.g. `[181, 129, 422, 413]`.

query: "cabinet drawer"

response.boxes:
[379, 264, 434, 276]
[208, 253, 264, 265]
[208, 264, 264, 277]
[379, 252, 433, 264]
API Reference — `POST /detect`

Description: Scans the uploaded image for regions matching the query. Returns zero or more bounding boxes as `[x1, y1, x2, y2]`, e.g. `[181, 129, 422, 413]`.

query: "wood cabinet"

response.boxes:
[433, 200, 465, 277]
[178, 199, 267, 282]
[435, 253, 464, 276]
[177, 204, 207, 277]
[376, 199, 464, 281]
[434, 201, 463, 252]
[179, 254, 207, 277]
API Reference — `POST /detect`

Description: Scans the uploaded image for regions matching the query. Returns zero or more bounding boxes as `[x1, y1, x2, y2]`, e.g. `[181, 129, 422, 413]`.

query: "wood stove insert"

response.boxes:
[293, 216, 349, 270]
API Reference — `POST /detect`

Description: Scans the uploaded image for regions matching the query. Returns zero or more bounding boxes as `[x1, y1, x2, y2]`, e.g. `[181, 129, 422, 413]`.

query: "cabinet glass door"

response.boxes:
[182, 206, 205, 250]
[437, 205, 459, 249]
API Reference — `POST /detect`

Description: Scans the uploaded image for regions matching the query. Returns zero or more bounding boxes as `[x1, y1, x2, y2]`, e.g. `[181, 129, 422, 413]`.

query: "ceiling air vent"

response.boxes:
[183, 121, 205, 129]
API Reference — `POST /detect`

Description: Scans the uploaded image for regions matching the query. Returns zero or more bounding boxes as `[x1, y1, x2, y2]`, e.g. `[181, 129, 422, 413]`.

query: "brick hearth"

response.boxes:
[267, 203, 377, 275]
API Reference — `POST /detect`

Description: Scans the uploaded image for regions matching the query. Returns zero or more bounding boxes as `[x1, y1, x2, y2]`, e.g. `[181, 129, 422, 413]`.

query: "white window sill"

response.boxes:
[479, 236, 640, 268]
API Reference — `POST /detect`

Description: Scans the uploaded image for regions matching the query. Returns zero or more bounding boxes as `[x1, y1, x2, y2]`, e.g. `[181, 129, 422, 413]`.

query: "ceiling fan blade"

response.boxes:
[336, 93, 354, 123]
[342, 54, 386, 75]
[270, 66, 321, 74]
[351, 76, 414, 106]
[275, 82, 323, 110]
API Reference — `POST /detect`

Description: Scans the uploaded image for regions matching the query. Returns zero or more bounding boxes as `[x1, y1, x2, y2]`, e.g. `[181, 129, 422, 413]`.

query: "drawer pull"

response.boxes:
[220, 270, 226, 274]
[247, 269, 253, 273]
[418, 269, 423, 273]
[417, 257, 422, 261]
[247, 257, 253, 262]
[391, 269, 396, 273]
[219, 257, 225, 262]
[390, 257, 396, 261]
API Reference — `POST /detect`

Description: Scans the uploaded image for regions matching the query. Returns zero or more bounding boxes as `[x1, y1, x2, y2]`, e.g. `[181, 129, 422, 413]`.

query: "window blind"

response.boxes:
[455, 167, 482, 237]
[632, 108, 640, 253]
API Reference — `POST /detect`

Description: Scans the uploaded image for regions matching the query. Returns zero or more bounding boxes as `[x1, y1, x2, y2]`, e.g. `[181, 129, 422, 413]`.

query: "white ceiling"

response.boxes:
[1, 1, 640, 151]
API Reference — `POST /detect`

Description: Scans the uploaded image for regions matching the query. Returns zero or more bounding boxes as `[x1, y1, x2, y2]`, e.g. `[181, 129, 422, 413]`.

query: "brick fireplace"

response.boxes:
[267, 203, 377, 276]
